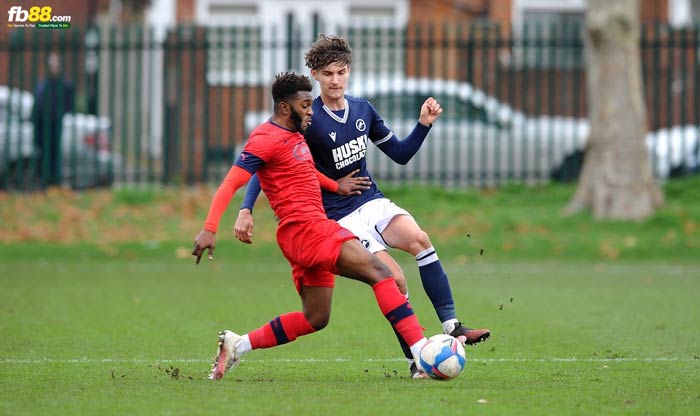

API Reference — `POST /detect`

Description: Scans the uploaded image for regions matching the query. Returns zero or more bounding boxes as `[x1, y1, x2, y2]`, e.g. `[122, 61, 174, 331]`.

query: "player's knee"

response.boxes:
[356, 257, 392, 286]
[403, 230, 432, 254]
[305, 311, 330, 331]
[311, 318, 329, 331]
[415, 230, 432, 249]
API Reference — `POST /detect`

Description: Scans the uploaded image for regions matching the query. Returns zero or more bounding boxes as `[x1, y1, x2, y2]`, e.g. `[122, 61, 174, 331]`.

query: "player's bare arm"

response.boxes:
[193, 229, 216, 263]
[418, 97, 443, 127]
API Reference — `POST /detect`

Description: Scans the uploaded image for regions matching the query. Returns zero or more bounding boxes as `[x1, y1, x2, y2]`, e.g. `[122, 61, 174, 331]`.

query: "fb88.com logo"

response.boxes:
[8, 6, 53, 22]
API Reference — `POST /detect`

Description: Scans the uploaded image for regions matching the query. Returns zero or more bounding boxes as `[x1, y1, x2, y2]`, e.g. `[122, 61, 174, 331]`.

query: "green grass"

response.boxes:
[1, 247, 699, 415]
[2, 176, 700, 260]
[380, 178, 700, 261]
[1, 178, 699, 414]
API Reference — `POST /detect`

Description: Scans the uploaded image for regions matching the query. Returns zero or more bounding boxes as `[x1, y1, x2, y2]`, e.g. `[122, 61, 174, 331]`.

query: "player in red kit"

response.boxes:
[192, 72, 428, 380]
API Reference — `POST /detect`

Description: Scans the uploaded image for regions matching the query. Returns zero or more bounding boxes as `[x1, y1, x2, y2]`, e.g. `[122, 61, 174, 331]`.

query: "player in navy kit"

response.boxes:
[236, 35, 490, 379]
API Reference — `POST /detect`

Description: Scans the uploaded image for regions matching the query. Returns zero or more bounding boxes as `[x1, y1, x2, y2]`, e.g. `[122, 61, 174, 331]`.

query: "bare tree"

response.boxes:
[564, 0, 663, 220]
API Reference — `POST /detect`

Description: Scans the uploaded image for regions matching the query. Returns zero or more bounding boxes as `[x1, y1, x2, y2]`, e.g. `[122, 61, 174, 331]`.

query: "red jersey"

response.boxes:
[236, 120, 327, 225]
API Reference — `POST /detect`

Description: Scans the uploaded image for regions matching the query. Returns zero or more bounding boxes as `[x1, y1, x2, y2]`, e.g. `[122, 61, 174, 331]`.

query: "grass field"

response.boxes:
[1, 180, 699, 415]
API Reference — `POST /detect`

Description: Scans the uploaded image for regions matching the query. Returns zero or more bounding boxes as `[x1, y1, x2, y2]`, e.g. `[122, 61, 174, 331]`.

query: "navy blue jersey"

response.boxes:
[306, 95, 431, 220]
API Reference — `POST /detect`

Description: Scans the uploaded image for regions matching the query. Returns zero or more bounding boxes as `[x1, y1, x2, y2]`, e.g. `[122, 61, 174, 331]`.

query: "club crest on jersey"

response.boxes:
[355, 119, 366, 132]
[293, 142, 312, 161]
[329, 131, 336, 142]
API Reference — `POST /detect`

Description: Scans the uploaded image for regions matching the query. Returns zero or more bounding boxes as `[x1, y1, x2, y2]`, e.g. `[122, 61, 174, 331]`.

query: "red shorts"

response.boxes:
[276, 218, 357, 293]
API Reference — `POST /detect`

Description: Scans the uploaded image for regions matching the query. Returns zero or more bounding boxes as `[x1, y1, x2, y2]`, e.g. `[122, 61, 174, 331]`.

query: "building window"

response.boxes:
[197, 0, 261, 86]
[206, 27, 262, 86]
[513, 0, 586, 69]
[692, 0, 700, 21]
[519, 11, 584, 69]
[196, 0, 258, 25]
[197, 0, 408, 85]
[669, 0, 700, 27]
[344, 1, 408, 79]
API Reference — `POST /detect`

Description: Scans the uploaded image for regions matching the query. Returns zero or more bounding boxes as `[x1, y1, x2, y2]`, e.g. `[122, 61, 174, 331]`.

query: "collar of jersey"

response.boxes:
[321, 98, 349, 124]
[268, 118, 296, 133]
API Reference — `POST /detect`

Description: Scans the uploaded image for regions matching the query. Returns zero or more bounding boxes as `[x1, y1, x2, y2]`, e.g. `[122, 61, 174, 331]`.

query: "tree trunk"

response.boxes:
[564, 0, 663, 220]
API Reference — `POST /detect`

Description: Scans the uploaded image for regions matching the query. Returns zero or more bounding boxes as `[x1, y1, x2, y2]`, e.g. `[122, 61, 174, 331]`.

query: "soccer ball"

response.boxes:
[418, 334, 466, 380]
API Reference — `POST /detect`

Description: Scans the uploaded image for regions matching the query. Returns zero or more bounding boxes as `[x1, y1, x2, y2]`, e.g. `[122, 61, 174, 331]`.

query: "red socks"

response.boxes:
[246, 279, 424, 351]
[372, 278, 425, 346]
[248, 311, 316, 349]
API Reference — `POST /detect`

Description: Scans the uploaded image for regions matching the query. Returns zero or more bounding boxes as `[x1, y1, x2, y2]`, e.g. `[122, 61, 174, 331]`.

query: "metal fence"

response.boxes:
[1, 21, 699, 190]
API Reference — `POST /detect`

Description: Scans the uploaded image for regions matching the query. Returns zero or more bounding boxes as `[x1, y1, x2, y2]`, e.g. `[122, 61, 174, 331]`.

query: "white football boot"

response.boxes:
[208, 330, 242, 380]
[409, 361, 430, 380]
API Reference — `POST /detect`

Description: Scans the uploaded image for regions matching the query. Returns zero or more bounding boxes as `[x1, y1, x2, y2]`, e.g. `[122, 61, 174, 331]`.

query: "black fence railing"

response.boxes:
[1, 21, 698, 190]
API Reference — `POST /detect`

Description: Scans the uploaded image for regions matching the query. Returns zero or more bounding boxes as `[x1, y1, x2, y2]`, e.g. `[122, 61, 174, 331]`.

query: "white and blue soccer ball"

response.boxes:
[418, 334, 466, 380]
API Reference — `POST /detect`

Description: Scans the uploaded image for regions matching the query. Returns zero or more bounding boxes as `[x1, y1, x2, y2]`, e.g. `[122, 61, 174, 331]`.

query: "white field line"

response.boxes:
[0, 357, 697, 365]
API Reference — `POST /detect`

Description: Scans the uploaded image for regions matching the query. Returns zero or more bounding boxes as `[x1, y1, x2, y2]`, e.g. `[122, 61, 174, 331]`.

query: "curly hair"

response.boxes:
[271, 72, 312, 105]
[304, 34, 352, 70]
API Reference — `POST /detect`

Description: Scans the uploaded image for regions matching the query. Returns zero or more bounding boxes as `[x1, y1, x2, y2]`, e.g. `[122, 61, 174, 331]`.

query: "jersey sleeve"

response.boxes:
[235, 150, 266, 174]
[240, 173, 262, 212]
[203, 166, 253, 233]
[234, 131, 274, 174]
[316, 169, 339, 193]
[367, 100, 431, 165]
[367, 101, 395, 147]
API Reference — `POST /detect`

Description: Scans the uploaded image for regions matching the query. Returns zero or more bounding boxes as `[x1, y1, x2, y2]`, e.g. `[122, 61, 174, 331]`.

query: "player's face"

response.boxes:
[289, 91, 314, 133]
[312, 62, 350, 103]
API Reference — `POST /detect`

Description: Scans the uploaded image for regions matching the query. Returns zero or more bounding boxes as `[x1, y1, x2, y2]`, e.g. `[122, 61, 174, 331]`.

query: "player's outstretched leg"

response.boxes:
[209, 330, 242, 380]
[209, 312, 318, 380]
[371, 278, 427, 361]
[417, 246, 490, 345]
